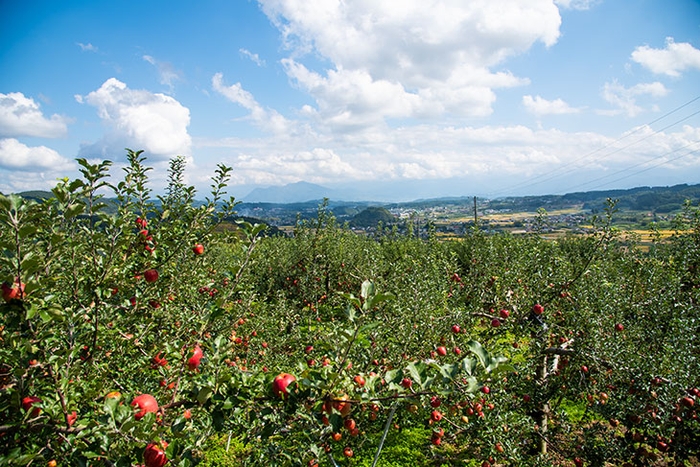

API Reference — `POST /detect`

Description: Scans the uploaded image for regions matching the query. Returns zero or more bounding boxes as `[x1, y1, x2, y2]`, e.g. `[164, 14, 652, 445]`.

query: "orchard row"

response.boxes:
[1, 152, 699, 466]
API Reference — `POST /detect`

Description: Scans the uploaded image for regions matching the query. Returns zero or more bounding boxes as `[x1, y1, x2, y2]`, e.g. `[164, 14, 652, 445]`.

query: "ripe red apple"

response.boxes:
[581, 365, 589, 373]
[451, 324, 461, 334]
[532, 303, 544, 315]
[573, 457, 584, 467]
[344, 418, 356, 431]
[187, 345, 203, 371]
[331, 394, 352, 416]
[614, 323, 624, 332]
[22, 396, 42, 417]
[144, 441, 168, 467]
[481, 386, 490, 394]
[67, 410, 77, 427]
[436, 346, 447, 356]
[454, 346, 462, 355]
[192, 244, 204, 255]
[430, 410, 443, 422]
[430, 396, 441, 408]
[304, 345, 314, 354]
[2, 279, 25, 302]
[681, 396, 695, 408]
[401, 377, 413, 389]
[131, 394, 159, 420]
[343, 447, 353, 458]
[353, 375, 366, 387]
[144, 269, 159, 283]
[499, 309, 510, 319]
[491, 318, 501, 328]
[272, 373, 296, 399]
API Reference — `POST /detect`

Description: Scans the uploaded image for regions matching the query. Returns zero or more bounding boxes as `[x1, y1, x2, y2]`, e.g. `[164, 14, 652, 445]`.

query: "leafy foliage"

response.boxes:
[1, 154, 699, 467]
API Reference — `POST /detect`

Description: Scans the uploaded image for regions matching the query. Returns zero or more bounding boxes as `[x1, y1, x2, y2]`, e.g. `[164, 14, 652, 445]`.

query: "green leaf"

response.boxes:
[466, 340, 489, 369]
[461, 357, 477, 376]
[25, 304, 38, 320]
[406, 362, 427, 386]
[361, 280, 375, 302]
[197, 387, 214, 405]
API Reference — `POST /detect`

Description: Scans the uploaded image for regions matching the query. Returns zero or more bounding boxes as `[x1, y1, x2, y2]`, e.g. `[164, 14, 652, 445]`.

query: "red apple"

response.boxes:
[481, 386, 490, 394]
[430, 410, 443, 422]
[2, 278, 25, 302]
[144, 269, 159, 283]
[192, 244, 204, 255]
[532, 303, 544, 315]
[131, 394, 159, 420]
[491, 318, 501, 328]
[187, 345, 203, 371]
[430, 396, 441, 408]
[681, 396, 695, 408]
[451, 324, 461, 334]
[272, 373, 296, 399]
[353, 375, 366, 387]
[22, 396, 42, 417]
[401, 377, 413, 389]
[499, 309, 510, 319]
[67, 410, 77, 427]
[614, 323, 624, 332]
[144, 441, 168, 467]
[436, 346, 447, 356]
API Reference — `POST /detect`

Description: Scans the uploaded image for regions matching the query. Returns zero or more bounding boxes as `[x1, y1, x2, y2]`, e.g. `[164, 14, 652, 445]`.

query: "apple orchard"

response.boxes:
[0, 151, 699, 467]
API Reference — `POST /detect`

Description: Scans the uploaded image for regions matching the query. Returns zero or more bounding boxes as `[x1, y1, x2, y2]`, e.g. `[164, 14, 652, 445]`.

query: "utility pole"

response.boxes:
[473, 196, 478, 229]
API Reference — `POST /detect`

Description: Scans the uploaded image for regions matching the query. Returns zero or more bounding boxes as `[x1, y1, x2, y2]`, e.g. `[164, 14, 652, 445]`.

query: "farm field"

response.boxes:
[1, 154, 699, 467]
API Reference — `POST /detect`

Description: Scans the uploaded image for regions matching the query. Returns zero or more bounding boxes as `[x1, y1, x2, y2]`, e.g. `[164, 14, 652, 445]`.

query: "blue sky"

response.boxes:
[1, 0, 699, 202]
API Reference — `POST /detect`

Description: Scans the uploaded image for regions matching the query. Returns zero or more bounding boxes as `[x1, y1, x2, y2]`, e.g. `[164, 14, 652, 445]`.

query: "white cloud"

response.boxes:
[523, 95, 581, 116]
[0, 92, 69, 138]
[600, 81, 668, 117]
[631, 37, 700, 77]
[143, 55, 182, 90]
[0, 138, 71, 171]
[77, 42, 98, 52]
[76, 78, 191, 159]
[554, 0, 600, 10]
[212, 72, 293, 135]
[259, 0, 561, 129]
[239, 48, 265, 66]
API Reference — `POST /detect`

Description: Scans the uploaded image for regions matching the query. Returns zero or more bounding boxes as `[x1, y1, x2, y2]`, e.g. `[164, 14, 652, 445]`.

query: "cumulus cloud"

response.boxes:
[523, 95, 581, 116]
[600, 81, 668, 117]
[212, 72, 293, 134]
[554, 0, 600, 10]
[0, 138, 70, 171]
[239, 48, 265, 66]
[143, 55, 182, 90]
[0, 92, 69, 138]
[631, 37, 700, 77]
[77, 42, 98, 52]
[76, 78, 191, 160]
[258, 0, 561, 129]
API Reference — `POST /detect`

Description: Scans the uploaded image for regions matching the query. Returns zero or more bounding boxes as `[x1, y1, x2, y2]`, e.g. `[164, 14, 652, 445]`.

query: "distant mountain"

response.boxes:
[242, 181, 339, 203]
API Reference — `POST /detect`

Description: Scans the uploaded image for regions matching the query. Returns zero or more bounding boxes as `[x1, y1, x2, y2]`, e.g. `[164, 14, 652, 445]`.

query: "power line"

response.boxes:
[487, 95, 700, 198]
[561, 141, 700, 193]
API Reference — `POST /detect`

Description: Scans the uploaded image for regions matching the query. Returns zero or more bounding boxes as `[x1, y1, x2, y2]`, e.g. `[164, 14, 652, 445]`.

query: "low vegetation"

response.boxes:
[1, 151, 699, 466]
